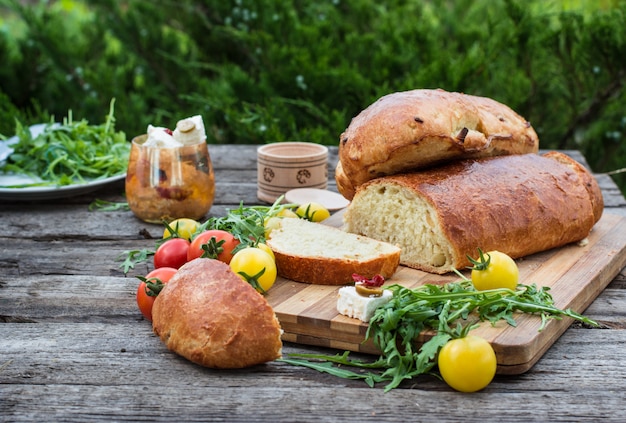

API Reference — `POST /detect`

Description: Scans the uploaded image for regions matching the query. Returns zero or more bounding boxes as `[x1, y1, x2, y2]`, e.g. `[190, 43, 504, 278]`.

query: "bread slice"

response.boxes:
[152, 258, 283, 369]
[344, 152, 603, 274]
[266, 217, 401, 285]
[337, 89, 539, 200]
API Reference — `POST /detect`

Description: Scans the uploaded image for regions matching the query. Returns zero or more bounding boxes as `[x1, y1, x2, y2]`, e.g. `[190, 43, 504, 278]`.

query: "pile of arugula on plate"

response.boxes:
[0, 99, 129, 188]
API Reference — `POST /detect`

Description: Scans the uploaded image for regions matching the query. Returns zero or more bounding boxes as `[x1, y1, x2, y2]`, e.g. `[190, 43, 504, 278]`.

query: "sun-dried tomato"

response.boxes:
[351, 273, 385, 287]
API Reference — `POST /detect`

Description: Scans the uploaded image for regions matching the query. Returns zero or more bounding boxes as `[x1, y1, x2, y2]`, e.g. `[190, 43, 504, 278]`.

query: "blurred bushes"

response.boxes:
[0, 0, 625, 192]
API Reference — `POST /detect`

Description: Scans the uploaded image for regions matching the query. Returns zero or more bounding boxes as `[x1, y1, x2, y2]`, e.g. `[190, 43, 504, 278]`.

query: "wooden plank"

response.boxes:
[266, 212, 626, 374]
[1, 323, 625, 422]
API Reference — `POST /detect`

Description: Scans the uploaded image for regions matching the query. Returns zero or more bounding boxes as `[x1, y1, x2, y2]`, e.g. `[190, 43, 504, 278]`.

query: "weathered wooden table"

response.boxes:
[1, 145, 625, 422]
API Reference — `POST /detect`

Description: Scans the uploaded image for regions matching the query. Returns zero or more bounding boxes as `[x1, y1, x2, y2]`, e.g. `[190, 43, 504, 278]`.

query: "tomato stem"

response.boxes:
[466, 248, 491, 271]
[200, 237, 226, 259]
[136, 276, 166, 297]
[237, 268, 267, 294]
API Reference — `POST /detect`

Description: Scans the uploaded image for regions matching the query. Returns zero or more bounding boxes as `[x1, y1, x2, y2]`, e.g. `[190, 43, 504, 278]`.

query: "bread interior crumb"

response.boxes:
[345, 183, 452, 270]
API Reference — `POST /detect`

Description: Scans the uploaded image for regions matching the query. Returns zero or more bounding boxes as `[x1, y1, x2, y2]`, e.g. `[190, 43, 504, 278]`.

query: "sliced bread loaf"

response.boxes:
[344, 152, 603, 274]
[266, 217, 401, 285]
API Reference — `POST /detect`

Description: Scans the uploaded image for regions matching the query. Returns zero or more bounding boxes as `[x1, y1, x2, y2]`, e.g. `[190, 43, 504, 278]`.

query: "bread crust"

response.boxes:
[334, 161, 356, 201]
[152, 258, 282, 368]
[345, 153, 603, 274]
[542, 151, 604, 223]
[271, 249, 400, 286]
[337, 89, 539, 199]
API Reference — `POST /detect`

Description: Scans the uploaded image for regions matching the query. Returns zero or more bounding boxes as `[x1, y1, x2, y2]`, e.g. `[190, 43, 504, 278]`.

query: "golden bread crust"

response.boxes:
[152, 258, 282, 368]
[345, 153, 603, 274]
[334, 161, 356, 201]
[542, 151, 604, 223]
[271, 249, 400, 286]
[337, 89, 538, 199]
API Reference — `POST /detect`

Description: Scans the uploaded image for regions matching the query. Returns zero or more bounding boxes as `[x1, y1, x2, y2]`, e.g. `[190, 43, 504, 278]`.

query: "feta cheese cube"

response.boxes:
[336, 286, 393, 322]
[145, 125, 180, 147]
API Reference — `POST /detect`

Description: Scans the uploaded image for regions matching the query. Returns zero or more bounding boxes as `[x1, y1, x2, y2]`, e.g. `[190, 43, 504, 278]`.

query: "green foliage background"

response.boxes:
[1, 0, 625, 194]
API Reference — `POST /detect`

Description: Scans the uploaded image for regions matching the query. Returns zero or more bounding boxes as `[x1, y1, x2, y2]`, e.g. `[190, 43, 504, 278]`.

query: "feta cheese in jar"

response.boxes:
[125, 116, 215, 223]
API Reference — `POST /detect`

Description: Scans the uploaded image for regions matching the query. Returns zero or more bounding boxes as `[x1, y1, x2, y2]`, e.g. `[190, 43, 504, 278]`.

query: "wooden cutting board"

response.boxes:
[266, 212, 626, 374]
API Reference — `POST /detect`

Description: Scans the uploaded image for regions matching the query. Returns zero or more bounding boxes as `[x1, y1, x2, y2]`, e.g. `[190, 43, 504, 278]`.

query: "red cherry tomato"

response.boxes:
[187, 229, 240, 264]
[145, 267, 178, 281]
[136, 267, 177, 321]
[154, 238, 190, 269]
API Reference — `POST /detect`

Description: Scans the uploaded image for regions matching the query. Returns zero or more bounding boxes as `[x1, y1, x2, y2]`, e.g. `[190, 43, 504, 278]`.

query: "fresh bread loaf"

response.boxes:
[337, 89, 539, 199]
[266, 217, 401, 285]
[152, 258, 283, 368]
[344, 152, 603, 274]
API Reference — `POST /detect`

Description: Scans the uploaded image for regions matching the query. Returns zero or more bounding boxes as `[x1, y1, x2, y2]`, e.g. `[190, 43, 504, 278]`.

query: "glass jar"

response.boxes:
[125, 135, 215, 223]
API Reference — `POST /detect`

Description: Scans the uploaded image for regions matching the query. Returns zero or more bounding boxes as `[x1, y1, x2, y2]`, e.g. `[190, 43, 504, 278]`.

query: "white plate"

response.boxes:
[0, 123, 126, 201]
[0, 173, 126, 201]
[284, 188, 350, 211]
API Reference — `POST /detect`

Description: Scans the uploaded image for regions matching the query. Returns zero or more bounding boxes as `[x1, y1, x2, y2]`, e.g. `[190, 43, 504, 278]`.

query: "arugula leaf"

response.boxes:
[119, 249, 154, 274]
[88, 199, 130, 212]
[278, 351, 388, 388]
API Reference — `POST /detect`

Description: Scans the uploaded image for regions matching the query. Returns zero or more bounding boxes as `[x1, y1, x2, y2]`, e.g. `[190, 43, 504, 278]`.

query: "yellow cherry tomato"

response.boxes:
[163, 218, 201, 241]
[264, 208, 299, 238]
[438, 335, 497, 392]
[229, 247, 277, 294]
[264, 216, 282, 239]
[296, 202, 330, 222]
[470, 250, 519, 291]
[277, 208, 299, 218]
[256, 242, 275, 261]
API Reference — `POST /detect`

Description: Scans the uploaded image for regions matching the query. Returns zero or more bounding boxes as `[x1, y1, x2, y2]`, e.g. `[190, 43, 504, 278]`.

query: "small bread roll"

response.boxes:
[152, 258, 282, 368]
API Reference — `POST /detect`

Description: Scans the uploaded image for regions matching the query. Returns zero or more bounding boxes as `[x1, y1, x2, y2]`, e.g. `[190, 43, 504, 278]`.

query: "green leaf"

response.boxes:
[88, 199, 129, 212]
[277, 357, 387, 384]
[119, 249, 154, 274]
